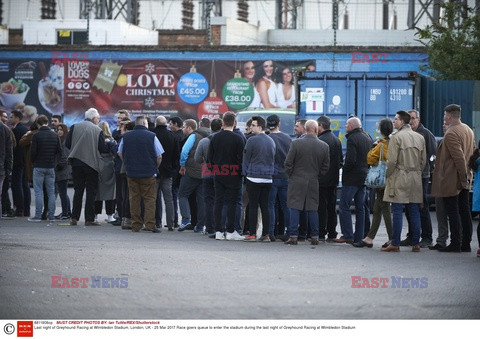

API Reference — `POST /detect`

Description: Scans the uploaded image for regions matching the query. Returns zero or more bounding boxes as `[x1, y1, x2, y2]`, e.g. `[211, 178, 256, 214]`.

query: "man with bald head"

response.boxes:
[335, 116, 373, 246]
[153, 115, 179, 231]
[118, 116, 164, 233]
[284, 120, 330, 245]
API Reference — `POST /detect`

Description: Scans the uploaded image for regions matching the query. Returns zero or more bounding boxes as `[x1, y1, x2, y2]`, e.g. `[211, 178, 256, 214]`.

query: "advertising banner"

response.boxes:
[0, 54, 313, 127]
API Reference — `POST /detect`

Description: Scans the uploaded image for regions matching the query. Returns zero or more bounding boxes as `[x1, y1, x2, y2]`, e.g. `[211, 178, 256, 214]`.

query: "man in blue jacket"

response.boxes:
[118, 116, 163, 233]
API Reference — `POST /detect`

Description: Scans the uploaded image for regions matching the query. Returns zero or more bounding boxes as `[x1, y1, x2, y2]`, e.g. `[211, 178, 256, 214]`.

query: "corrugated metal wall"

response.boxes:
[420, 78, 479, 138]
[474, 82, 480, 146]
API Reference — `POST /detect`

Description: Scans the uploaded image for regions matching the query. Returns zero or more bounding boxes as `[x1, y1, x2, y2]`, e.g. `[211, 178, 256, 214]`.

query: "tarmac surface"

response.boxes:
[1, 189, 479, 320]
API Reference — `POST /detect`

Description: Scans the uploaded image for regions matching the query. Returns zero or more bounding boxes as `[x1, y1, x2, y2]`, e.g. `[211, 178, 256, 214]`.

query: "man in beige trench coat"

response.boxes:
[382, 111, 425, 252]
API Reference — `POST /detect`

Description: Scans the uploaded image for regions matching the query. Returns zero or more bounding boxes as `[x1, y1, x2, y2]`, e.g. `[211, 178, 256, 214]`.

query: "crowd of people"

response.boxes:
[0, 104, 479, 257]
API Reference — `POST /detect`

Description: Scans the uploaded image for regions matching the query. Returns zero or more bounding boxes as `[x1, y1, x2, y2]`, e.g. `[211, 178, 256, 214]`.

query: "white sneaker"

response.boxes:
[106, 214, 116, 222]
[226, 231, 245, 241]
[215, 231, 225, 240]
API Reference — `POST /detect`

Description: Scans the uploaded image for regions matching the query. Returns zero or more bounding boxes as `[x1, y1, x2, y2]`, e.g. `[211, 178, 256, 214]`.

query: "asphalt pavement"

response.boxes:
[1, 188, 479, 320]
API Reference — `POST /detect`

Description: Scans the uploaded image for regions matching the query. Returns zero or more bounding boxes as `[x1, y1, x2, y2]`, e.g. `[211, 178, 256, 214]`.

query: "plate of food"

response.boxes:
[0, 78, 30, 109]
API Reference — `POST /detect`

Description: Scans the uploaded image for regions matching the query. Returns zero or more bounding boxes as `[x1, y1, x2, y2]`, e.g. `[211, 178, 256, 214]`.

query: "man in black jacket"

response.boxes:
[168, 116, 184, 228]
[336, 117, 373, 245]
[1, 110, 15, 218]
[153, 115, 179, 231]
[28, 115, 61, 222]
[112, 109, 130, 142]
[0, 116, 13, 219]
[317, 116, 343, 241]
[10, 110, 30, 217]
[208, 113, 245, 240]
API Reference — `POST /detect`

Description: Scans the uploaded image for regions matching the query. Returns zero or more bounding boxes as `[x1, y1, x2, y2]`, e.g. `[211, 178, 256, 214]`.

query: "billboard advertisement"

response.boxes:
[0, 53, 314, 127]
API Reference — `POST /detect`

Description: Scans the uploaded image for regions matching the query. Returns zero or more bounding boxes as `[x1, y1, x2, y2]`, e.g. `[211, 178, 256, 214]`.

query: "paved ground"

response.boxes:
[1, 189, 479, 320]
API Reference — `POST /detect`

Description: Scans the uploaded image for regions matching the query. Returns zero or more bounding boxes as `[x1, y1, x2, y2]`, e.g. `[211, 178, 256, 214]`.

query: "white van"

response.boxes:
[235, 108, 296, 137]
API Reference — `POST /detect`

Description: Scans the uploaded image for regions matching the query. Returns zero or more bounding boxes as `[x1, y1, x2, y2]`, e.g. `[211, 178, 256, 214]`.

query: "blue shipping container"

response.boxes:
[297, 72, 416, 145]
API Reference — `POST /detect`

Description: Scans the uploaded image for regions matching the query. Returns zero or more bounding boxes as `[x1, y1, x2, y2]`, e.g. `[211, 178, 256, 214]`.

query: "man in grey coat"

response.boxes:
[284, 120, 330, 245]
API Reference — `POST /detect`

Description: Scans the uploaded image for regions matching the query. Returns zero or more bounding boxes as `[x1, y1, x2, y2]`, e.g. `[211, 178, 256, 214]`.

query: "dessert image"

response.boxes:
[38, 63, 64, 114]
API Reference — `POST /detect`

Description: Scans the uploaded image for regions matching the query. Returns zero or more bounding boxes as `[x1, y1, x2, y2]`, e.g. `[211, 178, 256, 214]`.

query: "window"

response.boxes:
[57, 30, 88, 45]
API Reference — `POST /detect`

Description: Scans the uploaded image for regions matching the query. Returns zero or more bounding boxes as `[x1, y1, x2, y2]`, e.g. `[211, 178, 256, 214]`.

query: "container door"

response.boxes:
[358, 78, 414, 141]
[298, 77, 355, 147]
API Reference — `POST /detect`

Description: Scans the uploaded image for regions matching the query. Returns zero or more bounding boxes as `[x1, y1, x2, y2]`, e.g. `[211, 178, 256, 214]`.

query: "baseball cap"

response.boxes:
[266, 114, 280, 130]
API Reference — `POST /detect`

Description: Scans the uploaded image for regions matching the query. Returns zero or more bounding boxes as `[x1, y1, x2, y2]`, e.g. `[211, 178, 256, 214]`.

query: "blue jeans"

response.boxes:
[339, 185, 366, 242]
[33, 168, 56, 220]
[392, 203, 420, 246]
[405, 177, 433, 242]
[178, 174, 204, 227]
[268, 178, 289, 236]
[288, 208, 319, 238]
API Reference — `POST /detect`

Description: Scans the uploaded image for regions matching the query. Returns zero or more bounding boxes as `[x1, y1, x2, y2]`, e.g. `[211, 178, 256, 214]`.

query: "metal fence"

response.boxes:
[138, 0, 478, 31]
[4, 0, 478, 32]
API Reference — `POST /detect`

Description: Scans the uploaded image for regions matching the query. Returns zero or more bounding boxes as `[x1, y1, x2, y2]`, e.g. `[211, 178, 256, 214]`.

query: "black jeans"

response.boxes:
[203, 177, 215, 234]
[458, 189, 473, 247]
[214, 177, 241, 234]
[1, 175, 12, 213]
[318, 186, 338, 239]
[364, 188, 371, 237]
[71, 165, 98, 222]
[55, 179, 71, 216]
[115, 173, 124, 218]
[11, 164, 30, 214]
[120, 174, 131, 218]
[172, 171, 180, 225]
[246, 180, 272, 237]
[444, 189, 472, 248]
[95, 200, 115, 215]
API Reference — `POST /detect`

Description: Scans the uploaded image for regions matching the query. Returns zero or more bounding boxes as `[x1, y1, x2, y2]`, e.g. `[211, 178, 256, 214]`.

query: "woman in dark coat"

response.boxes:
[95, 121, 117, 222]
[54, 123, 71, 219]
